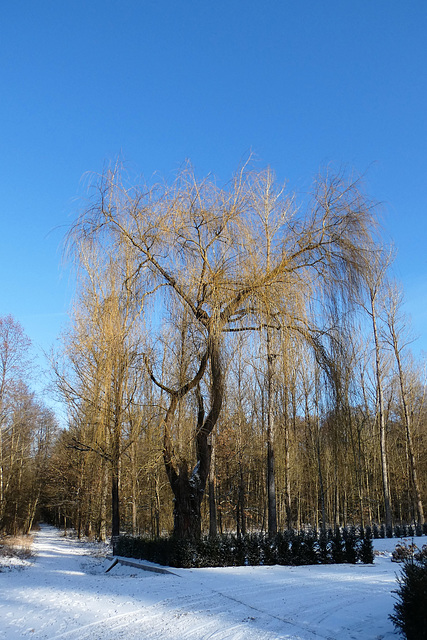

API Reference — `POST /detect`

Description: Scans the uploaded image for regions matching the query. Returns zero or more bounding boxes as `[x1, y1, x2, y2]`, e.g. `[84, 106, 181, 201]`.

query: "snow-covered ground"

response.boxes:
[0, 524, 403, 639]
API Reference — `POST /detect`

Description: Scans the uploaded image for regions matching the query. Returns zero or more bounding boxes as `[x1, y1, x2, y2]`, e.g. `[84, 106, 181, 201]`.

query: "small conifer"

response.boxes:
[390, 558, 427, 640]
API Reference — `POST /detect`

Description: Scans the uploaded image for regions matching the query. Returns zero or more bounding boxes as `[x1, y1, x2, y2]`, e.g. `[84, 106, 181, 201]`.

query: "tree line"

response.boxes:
[1, 163, 425, 541]
[0, 315, 57, 535]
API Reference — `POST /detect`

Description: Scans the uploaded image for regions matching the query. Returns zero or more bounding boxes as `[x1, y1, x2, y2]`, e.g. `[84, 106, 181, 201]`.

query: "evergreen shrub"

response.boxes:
[290, 531, 305, 565]
[390, 557, 427, 640]
[216, 536, 234, 567]
[343, 527, 358, 563]
[317, 528, 330, 564]
[262, 535, 278, 565]
[301, 530, 319, 565]
[233, 534, 246, 566]
[198, 535, 221, 567]
[331, 527, 345, 564]
[358, 526, 374, 564]
[249, 533, 263, 565]
[217, 535, 235, 567]
[276, 531, 292, 565]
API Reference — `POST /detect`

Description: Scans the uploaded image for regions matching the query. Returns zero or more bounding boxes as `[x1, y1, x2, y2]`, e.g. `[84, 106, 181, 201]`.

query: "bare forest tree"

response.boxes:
[361, 251, 394, 529]
[384, 282, 425, 524]
[0, 315, 56, 534]
[53, 237, 144, 541]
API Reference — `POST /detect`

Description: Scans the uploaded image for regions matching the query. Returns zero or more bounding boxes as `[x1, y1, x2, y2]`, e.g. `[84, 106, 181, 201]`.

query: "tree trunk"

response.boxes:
[111, 397, 122, 547]
[283, 403, 292, 530]
[208, 436, 217, 537]
[111, 468, 120, 538]
[267, 440, 277, 535]
[172, 465, 203, 540]
[154, 478, 161, 538]
[239, 463, 246, 536]
[25, 495, 39, 534]
[98, 461, 108, 542]
[266, 327, 277, 537]
[130, 441, 138, 535]
[392, 339, 424, 524]
[371, 296, 392, 529]
[316, 434, 327, 531]
[163, 336, 223, 540]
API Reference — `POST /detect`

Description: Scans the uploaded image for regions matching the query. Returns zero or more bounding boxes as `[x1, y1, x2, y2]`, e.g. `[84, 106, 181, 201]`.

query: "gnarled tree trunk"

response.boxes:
[163, 337, 223, 540]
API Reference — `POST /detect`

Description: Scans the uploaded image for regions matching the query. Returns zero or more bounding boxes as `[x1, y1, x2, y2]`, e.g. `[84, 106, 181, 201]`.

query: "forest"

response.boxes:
[1, 164, 426, 542]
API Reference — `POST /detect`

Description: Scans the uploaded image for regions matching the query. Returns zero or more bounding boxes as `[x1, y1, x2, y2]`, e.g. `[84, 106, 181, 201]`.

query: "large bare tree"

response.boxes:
[69, 163, 379, 539]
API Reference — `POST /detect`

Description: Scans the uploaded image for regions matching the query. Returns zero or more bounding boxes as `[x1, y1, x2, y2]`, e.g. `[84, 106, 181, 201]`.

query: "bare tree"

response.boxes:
[384, 282, 424, 524]
[360, 250, 394, 529]
[0, 316, 32, 530]
[68, 162, 380, 539]
[55, 233, 144, 541]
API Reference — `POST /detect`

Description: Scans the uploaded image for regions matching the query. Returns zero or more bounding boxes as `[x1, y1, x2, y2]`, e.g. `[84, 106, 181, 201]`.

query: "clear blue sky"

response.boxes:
[1, 0, 426, 398]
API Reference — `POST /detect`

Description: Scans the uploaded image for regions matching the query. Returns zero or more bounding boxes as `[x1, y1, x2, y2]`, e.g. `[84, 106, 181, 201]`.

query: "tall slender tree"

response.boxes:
[385, 282, 424, 524]
[361, 251, 394, 529]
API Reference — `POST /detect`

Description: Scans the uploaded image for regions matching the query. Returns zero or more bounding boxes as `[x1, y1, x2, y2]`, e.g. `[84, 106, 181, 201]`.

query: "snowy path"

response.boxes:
[0, 525, 398, 639]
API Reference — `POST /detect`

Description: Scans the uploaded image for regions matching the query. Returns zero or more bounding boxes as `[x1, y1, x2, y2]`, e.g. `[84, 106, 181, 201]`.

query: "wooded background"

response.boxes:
[1, 164, 425, 539]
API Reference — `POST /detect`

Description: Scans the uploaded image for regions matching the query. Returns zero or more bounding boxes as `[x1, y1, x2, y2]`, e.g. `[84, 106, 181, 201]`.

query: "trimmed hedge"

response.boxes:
[115, 526, 375, 569]
[372, 522, 427, 539]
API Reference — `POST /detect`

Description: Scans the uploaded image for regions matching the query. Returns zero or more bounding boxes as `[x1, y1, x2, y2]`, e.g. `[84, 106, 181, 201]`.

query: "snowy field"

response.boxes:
[0, 524, 404, 639]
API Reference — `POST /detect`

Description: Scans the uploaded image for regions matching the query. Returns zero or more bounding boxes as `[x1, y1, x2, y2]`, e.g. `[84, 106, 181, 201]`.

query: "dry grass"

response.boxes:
[0, 534, 34, 560]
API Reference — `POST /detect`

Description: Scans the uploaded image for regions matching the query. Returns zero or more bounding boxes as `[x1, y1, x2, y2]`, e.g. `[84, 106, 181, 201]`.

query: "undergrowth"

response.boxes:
[0, 535, 34, 560]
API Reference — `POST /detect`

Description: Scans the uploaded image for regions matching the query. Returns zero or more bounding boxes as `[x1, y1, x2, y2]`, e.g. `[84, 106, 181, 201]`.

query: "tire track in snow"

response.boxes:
[203, 585, 337, 640]
[48, 584, 336, 640]
[48, 591, 279, 640]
